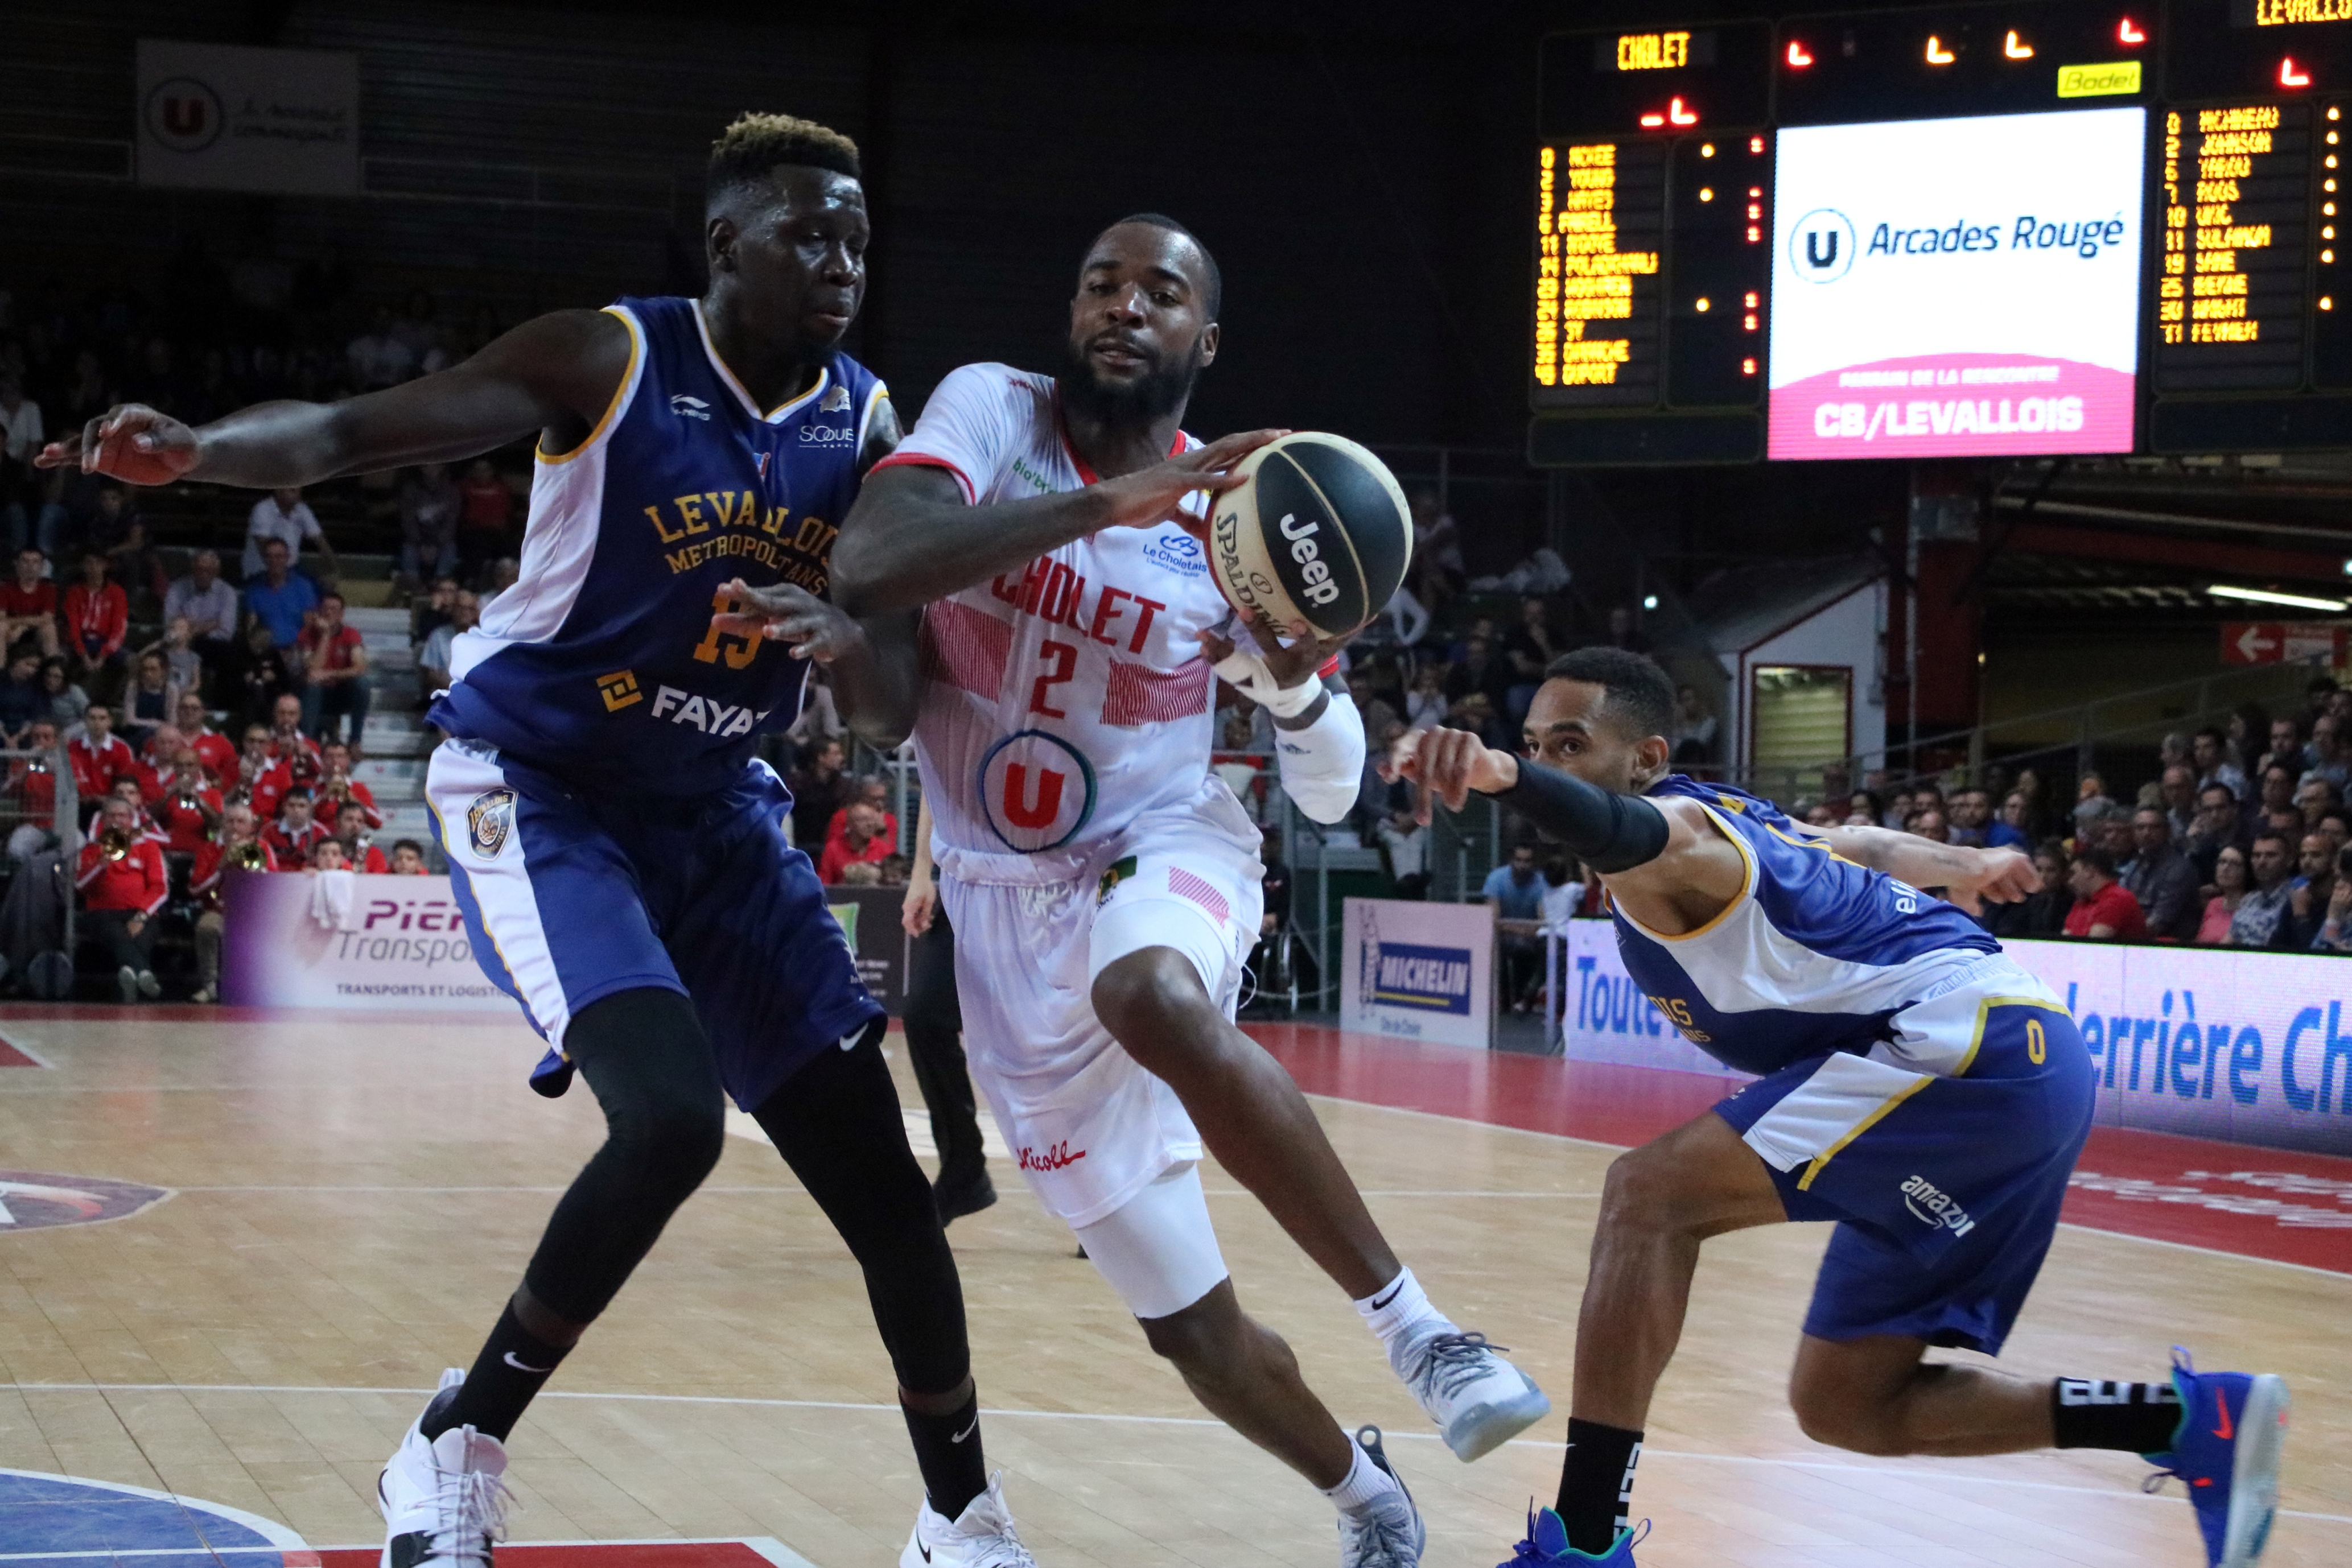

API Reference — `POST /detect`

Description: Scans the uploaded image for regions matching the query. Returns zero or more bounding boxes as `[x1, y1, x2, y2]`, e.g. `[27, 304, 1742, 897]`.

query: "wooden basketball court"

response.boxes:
[0, 1005, 2343, 1566]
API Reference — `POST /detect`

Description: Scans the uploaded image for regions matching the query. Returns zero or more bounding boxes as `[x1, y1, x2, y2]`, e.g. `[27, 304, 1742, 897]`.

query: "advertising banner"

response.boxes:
[1340, 898, 1494, 1049]
[1556, 919, 2352, 1157]
[136, 40, 359, 196]
[1768, 108, 2144, 459]
[221, 870, 516, 1012]
[826, 885, 909, 1016]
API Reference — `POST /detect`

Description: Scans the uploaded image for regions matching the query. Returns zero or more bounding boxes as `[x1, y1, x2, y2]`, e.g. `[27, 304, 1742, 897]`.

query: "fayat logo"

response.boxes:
[1900, 1174, 1976, 1236]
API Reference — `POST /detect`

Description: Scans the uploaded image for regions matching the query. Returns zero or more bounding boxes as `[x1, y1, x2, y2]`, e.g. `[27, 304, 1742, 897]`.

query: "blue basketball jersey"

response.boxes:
[1610, 777, 2001, 1078]
[429, 294, 888, 795]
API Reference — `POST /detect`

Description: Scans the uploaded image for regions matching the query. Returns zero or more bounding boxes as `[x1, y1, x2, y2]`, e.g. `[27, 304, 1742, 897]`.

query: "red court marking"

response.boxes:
[319, 1544, 780, 1568]
[0, 1033, 41, 1066]
[1246, 1022, 2352, 1276]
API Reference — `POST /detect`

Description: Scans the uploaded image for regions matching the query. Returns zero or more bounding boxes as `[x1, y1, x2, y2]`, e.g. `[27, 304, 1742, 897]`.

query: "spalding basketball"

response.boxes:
[1206, 432, 1413, 640]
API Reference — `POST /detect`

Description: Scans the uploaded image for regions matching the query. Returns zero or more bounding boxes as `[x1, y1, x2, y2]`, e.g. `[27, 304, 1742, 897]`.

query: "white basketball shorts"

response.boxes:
[937, 793, 1264, 1236]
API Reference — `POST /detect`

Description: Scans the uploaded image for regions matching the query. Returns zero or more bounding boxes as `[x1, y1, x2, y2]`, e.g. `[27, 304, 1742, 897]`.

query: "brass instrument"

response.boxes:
[227, 839, 269, 872]
[98, 826, 132, 861]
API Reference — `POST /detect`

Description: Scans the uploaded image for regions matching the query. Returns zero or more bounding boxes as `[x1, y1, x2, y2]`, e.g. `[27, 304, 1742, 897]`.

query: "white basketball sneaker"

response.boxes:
[899, 1472, 1037, 1568]
[377, 1369, 515, 1568]
[1337, 1427, 1425, 1568]
[1391, 1328, 1552, 1462]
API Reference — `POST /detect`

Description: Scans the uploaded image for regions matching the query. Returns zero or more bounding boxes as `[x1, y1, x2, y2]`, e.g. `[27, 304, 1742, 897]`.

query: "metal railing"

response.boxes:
[1716, 654, 2338, 810]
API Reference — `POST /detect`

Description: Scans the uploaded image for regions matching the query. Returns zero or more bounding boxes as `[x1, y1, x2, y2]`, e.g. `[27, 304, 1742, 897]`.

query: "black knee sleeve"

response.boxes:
[755, 1037, 972, 1396]
[520, 987, 725, 1326]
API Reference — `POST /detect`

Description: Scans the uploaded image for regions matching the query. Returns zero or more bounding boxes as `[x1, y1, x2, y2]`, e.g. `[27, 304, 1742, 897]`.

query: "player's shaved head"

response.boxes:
[1093, 213, 1221, 319]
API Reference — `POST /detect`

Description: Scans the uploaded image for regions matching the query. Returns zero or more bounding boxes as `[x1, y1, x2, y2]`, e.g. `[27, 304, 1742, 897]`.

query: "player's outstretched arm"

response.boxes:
[828, 428, 1282, 617]
[1800, 823, 2039, 914]
[35, 310, 630, 490]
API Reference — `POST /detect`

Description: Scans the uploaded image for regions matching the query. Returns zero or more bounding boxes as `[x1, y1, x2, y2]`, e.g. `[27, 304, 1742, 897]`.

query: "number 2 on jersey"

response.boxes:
[1029, 639, 1077, 718]
[691, 587, 761, 670]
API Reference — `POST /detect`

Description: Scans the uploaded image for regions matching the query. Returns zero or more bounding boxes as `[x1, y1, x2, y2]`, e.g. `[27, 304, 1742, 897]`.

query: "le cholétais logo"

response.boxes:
[0, 1170, 173, 1232]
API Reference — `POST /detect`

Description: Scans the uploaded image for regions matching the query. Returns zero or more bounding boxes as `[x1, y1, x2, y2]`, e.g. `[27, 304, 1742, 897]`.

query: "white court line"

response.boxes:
[0, 1034, 55, 1068]
[167, 1185, 1599, 1199]
[1299, 1092, 2352, 1279]
[0, 1539, 815, 1565]
[7, 1383, 2344, 1525]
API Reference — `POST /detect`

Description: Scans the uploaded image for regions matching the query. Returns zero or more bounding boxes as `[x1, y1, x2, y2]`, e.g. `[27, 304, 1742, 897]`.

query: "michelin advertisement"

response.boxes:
[1559, 920, 2352, 1157]
[1768, 106, 2145, 460]
[1341, 898, 1496, 1049]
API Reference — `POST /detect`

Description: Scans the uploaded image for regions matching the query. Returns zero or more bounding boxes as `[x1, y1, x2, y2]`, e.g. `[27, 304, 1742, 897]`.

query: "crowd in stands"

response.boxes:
[1777, 680, 2352, 953]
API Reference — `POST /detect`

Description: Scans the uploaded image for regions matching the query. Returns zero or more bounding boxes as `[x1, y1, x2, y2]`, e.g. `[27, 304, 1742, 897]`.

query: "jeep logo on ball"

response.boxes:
[1278, 513, 1341, 607]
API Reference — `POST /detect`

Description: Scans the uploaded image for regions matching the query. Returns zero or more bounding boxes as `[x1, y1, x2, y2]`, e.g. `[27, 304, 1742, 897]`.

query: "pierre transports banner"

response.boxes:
[135, 40, 359, 196]
[221, 870, 516, 1012]
[1341, 897, 1495, 1049]
[1559, 920, 2352, 1157]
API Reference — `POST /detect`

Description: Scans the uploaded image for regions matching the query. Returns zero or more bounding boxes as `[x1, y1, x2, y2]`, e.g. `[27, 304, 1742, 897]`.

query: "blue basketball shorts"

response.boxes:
[1714, 975, 2097, 1354]
[426, 738, 884, 1112]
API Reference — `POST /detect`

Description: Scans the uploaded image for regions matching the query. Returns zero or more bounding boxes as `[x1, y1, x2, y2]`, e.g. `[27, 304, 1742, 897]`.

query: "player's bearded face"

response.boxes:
[1059, 327, 1206, 426]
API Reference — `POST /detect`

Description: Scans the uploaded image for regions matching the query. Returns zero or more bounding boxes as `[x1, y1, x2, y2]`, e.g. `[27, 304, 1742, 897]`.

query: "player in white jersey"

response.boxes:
[735, 216, 1548, 1566]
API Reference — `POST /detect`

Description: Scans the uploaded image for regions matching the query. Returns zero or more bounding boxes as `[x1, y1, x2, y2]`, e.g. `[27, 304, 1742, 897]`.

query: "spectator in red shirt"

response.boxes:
[388, 837, 429, 874]
[331, 797, 389, 872]
[296, 590, 371, 746]
[2063, 845, 2149, 940]
[262, 785, 328, 865]
[231, 723, 291, 822]
[4, 718, 61, 861]
[77, 796, 167, 1002]
[176, 692, 236, 785]
[318, 740, 382, 828]
[0, 547, 57, 658]
[824, 775, 897, 848]
[818, 800, 892, 884]
[189, 802, 275, 1002]
[267, 691, 323, 784]
[67, 703, 134, 819]
[154, 752, 224, 855]
[107, 775, 164, 843]
[60, 550, 128, 694]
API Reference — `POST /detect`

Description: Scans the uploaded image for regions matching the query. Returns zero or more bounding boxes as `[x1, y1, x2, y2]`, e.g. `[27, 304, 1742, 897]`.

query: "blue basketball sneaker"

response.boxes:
[1497, 1506, 1644, 1566]
[2144, 1348, 2289, 1568]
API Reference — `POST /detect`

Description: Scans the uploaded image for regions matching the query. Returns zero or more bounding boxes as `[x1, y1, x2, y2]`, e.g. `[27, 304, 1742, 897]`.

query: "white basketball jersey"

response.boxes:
[876, 362, 1238, 865]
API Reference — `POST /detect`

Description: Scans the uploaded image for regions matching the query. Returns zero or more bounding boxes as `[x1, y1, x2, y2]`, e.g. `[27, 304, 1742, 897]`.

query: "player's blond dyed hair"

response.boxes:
[707, 112, 861, 195]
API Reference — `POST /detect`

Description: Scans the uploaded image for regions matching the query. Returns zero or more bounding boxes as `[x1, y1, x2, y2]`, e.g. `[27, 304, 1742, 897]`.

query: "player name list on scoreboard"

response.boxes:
[2153, 102, 2313, 391]
[1532, 139, 1665, 407]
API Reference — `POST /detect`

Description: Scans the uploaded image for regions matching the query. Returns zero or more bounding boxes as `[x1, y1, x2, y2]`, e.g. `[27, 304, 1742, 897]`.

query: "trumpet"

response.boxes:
[227, 839, 269, 872]
[98, 826, 132, 861]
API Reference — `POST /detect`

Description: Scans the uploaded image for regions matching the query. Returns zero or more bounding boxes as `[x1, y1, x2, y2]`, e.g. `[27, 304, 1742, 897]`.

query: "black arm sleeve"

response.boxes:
[1482, 759, 1671, 874]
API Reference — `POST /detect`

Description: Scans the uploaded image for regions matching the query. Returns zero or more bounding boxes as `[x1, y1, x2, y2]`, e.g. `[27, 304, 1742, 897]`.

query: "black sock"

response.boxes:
[901, 1386, 987, 1521]
[424, 1300, 572, 1443]
[1555, 1417, 1643, 1555]
[2050, 1378, 2182, 1455]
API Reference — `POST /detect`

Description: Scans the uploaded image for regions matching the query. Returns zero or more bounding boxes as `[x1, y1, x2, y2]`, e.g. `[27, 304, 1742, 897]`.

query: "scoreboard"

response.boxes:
[1530, 1, 2352, 464]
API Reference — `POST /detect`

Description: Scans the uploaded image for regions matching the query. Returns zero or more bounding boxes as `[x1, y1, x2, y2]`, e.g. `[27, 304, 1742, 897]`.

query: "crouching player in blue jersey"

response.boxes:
[1387, 648, 2289, 1568]
[42, 115, 1043, 1568]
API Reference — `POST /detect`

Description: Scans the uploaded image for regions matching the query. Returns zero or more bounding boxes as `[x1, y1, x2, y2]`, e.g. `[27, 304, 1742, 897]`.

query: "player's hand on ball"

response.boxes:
[1200, 608, 1346, 691]
[36, 403, 200, 485]
[711, 578, 864, 663]
[1382, 725, 1518, 822]
[1102, 428, 1286, 538]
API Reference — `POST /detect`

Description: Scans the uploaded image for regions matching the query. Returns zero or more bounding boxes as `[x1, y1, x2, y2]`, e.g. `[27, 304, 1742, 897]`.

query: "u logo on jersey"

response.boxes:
[978, 730, 1098, 853]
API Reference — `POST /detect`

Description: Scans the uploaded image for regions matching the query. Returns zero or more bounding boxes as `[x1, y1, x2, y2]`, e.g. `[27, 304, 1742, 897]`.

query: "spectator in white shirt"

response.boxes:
[243, 488, 336, 581]
[164, 549, 240, 666]
[346, 304, 418, 391]
[418, 589, 477, 701]
[1381, 583, 1430, 647]
[0, 377, 57, 554]
[476, 555, 521, 616]
[1404, 663, 1448, 731]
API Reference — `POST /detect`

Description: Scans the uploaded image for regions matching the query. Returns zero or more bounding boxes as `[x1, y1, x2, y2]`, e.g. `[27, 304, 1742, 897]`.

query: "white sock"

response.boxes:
[1321, 1435, 1402, 1514]
[1354, 1266, 1450, 1346]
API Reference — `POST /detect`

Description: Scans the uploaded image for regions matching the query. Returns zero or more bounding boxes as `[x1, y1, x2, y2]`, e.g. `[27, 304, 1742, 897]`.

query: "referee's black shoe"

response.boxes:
[933, 1167, 997, 1225]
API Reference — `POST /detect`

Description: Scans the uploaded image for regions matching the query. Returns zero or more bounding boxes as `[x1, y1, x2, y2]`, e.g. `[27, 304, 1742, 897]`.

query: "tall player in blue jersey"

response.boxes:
[1389, 649, 2289, 1568]
[42, 115, 1041, 1568]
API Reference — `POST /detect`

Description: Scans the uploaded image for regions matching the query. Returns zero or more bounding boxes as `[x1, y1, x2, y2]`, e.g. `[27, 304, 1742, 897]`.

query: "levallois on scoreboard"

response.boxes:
[1531, 1, 2352, 464]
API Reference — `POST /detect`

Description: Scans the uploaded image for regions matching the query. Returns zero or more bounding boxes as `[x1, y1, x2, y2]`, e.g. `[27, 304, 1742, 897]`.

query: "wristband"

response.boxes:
[1212, 647, 1321, 719]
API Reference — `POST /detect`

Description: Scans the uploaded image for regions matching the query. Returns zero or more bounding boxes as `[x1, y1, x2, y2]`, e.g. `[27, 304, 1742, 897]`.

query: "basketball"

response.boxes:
[1206, 432, 1414, 641]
